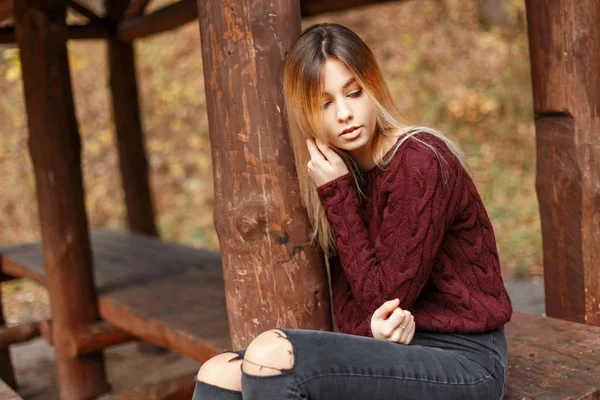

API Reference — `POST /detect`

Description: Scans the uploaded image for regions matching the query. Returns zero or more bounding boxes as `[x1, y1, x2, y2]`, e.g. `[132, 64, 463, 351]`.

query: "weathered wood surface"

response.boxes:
[0, 379, 23, 400]
[504, 312, 600, 399]
[0, 230, 231, 362]
[196, 0, 332, 349]
[0, 321, 40, 349]
[13, 0, 109, 398]
[66, 321, 136, 357]
[525, 1, 600, 325]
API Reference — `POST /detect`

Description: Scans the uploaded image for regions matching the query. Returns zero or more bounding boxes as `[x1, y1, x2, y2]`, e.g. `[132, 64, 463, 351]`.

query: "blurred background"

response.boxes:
[0, 0, 540, 329]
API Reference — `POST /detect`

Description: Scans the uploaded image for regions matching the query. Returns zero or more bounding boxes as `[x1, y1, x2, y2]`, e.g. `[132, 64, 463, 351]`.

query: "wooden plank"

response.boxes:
[12, 0, 109, 398]
[0, 230, 231, 362]
[525, 0, 600, 324]
[0, 379, 22, 400]
[196, 0, 332, 349]
[504, 312, 600, 399]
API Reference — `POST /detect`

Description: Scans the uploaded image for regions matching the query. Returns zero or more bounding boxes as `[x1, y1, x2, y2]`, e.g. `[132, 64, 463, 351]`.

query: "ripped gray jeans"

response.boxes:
[191, 326, 508, 400]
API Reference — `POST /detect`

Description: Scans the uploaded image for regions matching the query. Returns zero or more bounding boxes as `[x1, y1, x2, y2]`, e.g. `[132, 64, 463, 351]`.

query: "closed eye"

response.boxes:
[321, 89, 363, 109]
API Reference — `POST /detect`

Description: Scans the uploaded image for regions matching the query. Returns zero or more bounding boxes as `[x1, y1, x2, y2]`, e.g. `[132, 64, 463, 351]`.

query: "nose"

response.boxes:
[336, 99, 353, 123]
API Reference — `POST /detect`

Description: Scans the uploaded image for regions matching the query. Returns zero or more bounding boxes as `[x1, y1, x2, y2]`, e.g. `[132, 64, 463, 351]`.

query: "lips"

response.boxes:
[340, 125, 361, 136]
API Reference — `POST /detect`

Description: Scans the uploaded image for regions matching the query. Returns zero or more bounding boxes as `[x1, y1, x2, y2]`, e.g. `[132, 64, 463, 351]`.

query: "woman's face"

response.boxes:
[319, 58, 378, 164]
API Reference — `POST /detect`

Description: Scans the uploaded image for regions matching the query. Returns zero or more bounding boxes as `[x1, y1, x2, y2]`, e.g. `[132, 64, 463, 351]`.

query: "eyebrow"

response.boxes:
[321, 77, 356, 96]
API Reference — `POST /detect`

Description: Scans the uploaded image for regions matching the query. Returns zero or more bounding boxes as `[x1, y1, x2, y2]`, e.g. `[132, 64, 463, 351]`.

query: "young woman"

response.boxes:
[191, 22, 513, 400]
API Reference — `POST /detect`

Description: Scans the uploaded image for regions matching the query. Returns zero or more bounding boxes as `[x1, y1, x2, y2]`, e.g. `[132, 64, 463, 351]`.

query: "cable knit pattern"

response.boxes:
[316, 132, 513, 336]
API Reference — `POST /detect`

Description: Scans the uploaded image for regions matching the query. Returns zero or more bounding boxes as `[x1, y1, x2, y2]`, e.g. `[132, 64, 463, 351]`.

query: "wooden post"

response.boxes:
[525, 1, 600, 325]
[107, 40, 158, 236]
[196, 0, 333, 348]
[13, 0, 110, 398]
[106, 0, 158, 237]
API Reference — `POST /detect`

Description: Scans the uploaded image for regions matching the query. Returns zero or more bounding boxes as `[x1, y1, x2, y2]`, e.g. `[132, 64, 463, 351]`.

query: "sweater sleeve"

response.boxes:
[316, 145, 461, 317]
[329, 256, 374, 337]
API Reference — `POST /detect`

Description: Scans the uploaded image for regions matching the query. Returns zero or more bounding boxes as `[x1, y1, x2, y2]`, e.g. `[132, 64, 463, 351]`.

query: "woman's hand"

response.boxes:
[371, 298, 415, 345]
[306, 138, 349, 187]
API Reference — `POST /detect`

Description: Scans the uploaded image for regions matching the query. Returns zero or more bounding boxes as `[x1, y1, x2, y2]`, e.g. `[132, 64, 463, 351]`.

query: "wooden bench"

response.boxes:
[0, 229, 231, 362]
[1, 229, 599, 399]
[503, 312, 600, 399]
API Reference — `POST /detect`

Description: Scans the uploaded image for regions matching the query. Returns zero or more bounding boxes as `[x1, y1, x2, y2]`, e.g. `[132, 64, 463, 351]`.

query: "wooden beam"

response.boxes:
[65, 321, 136, 357]
[525, 0, 600, 325]
[68, 0, 103, 22]
[13, 0, 110, 398]
[196, 0, 333, 349]
[0, 24, 108, 44]
[117, 0, 197, 42]
[0, 321, 41, 349]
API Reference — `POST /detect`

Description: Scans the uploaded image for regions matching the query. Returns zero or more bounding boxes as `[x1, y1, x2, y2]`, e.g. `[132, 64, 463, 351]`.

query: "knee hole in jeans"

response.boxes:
[196, 352, 243, 391]
[242, 329, 295, 377]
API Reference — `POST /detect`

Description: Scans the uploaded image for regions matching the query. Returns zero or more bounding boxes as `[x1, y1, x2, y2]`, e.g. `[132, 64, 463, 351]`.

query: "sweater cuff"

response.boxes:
[316, 171, 354, 206]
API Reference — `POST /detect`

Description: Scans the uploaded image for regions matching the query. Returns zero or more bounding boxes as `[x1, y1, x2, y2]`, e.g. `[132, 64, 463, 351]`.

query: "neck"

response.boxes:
[352, 134, 401, 172]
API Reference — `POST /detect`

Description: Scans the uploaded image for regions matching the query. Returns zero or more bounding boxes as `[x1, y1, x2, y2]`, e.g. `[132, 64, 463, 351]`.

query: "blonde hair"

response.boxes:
[282, 23, 470, 258]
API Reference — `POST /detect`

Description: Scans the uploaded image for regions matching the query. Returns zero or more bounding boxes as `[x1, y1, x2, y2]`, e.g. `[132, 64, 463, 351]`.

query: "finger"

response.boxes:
[385, 308, 406, 335]
[399, 314, 414, 344]
[402, 318, 415, 345]
[389, 326, 403, 343]
[306, 139, 327, 163]
[372, 298, 400, 321]
[314, 138, 337, 161]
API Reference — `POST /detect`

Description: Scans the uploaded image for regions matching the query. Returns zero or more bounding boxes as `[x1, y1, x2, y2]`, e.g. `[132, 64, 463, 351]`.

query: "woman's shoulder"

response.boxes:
[380, 129, 466, 192]
[387, 129, 461, 171]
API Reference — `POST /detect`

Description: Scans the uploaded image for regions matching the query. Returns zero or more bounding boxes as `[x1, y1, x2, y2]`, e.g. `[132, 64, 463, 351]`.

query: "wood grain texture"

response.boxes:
[504, 312, 600, 399]
[525, 0, 600, 325]
[196, 0, 333, 348]
[12, 0, 109, 398]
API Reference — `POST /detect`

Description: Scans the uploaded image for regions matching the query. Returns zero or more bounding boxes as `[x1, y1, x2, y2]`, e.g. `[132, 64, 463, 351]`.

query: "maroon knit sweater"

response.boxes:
[316, 132, 513, 336]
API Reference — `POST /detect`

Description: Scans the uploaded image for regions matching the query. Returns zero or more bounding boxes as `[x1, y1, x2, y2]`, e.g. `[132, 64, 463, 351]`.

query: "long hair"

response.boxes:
[282, 22, 469, 258]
